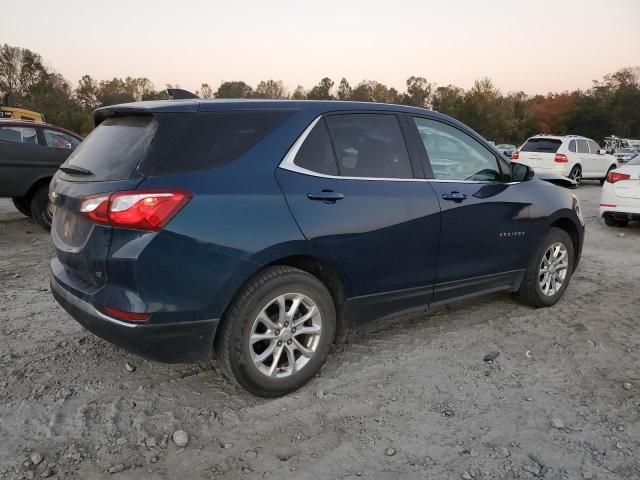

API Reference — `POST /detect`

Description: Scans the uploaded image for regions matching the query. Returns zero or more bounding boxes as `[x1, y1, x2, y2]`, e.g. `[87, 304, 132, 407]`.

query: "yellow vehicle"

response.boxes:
[0, 106, 45, 122]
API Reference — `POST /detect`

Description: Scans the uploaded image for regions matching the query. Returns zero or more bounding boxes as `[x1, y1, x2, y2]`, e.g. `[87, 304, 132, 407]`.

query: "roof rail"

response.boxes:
[167, 88, 200, 100]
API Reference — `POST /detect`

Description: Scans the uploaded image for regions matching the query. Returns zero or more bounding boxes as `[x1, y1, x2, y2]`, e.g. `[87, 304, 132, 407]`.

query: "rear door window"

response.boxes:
[62, 116, 158, 181]
[0, 126, 38, 145]
[520, 138, 562, 153]
[576, 139, 589, 154]
[325, 113, 413, 179]
[294, 120, 339, 176]
[44, 129, 81, 150]
[151, 110, 294, 174]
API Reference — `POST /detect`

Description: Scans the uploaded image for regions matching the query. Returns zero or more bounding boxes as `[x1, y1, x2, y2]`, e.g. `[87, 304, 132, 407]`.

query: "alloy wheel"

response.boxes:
[249, 293, 322, 378]
[570, 166, 582, 184]
[538, 242, 569, 296]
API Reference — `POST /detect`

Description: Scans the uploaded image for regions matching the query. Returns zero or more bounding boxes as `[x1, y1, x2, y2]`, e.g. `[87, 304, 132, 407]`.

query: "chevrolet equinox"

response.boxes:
[49, 99, 585, 397]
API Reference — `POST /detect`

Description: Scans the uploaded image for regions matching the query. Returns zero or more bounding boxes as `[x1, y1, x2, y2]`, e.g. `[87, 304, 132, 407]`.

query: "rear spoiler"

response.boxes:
[167, 88, 199, 100]
[535, 172, 578, 189]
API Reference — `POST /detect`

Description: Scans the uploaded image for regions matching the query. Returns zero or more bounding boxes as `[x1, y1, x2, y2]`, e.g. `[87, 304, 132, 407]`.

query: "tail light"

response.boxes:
[554, 154, 568, 163]
[79, 189, 192, 231]
[511, 151, 519, 161]
[606, 172, 631, 184]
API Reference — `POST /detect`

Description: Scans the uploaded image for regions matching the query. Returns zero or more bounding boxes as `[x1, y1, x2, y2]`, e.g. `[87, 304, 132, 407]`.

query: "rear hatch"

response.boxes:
[50, 115, 159, 289]
[517, 138, 563, 168]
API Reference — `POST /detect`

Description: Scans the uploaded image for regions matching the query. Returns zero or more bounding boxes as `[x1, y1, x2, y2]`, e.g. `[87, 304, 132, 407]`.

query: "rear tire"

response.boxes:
[517, 227, 574, 308]
[569, 165, 582, 185]
[12, 197, 31, 217]
[30, 185, 53, 231]
[215, 266, 336, 397]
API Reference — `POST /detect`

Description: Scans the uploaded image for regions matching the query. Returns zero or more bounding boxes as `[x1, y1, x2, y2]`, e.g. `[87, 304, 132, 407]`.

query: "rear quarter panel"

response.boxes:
[121, 111, 325, 321]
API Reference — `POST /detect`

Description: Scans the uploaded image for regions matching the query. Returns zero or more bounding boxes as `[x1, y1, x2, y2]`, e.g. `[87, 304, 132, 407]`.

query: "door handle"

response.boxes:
[442, 191, 467, 202]
[307, 190, 344, 203]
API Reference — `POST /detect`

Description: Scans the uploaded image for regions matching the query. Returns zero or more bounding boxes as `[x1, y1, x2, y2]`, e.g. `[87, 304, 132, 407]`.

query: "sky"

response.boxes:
[2, 0, 640, 96]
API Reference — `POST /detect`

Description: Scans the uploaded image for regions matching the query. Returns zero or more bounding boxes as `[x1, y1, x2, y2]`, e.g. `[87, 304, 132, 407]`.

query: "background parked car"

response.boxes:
[513, 134, 618, 185]
[495, 143, 517, 158]
[0, 119, 82, 229]
[599, 155, 640, 227]
[613, 147, 638, 163]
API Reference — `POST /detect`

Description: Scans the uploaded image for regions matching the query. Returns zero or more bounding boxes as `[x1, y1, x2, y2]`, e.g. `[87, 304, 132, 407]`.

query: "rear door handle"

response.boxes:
[442, 191, 467, 202]
[307, 190, 344, 203]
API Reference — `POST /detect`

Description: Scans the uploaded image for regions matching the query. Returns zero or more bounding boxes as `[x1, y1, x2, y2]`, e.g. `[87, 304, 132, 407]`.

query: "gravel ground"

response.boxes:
[0, 183, 639, 480]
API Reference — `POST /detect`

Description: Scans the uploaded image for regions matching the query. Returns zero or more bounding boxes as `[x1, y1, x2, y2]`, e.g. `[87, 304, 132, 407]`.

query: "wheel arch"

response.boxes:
[548, 216, 580, 270]
[217, 252, 352, 344]
[20, 176, 52, 203]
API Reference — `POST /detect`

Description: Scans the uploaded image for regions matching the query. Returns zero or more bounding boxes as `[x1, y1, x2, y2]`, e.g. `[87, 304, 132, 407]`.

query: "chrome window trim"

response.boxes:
[278, 115, 517, 185]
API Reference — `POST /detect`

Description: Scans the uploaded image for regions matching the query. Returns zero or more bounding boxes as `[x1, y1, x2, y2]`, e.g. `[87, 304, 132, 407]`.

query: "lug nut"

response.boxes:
[291, 327, 296, 333]
[277, 340, 282, 346]
[287, 339, 292, 345]
[275, 329, 280, 335]
[284, 322, 289, 327]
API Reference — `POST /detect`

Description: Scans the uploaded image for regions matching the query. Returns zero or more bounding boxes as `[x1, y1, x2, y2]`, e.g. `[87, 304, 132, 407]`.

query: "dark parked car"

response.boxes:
[49, 100, 585, 397]
[0, 119, 82, 229]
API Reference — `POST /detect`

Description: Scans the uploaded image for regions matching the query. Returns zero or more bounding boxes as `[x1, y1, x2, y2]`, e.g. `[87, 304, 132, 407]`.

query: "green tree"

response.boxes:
[307, 77, 334, 100]
[198, 83, 214, 99]
[403, 76, 432, 108]
[215, 81, 253, 98]
[291, 85, 306, 100]
[337, 78, 352, 100]
[350, 81, 373, 102]
[0, 44, 47, 100]
[75, 75, 99, 110]
[432, 85, 464, 118]
[254, 80, 287, 99]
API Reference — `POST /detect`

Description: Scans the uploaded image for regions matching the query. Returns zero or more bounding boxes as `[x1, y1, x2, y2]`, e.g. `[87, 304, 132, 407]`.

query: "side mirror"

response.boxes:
[511, 162, 534, 182]
[598, 149, 606, 155]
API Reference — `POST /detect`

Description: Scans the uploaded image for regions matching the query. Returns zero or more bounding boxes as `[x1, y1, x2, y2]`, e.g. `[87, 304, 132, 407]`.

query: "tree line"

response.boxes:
[1, 43, 639, 144]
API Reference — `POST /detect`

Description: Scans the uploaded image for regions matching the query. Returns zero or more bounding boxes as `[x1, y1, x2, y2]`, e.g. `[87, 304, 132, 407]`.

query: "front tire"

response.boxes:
[215, 266, 336, 397]
[517, 228, 574, 308]
[30, 185, 53, 231]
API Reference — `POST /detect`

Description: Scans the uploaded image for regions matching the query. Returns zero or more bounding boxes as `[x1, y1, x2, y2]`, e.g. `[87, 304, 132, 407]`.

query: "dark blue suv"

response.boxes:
[49, 99, 585, 396]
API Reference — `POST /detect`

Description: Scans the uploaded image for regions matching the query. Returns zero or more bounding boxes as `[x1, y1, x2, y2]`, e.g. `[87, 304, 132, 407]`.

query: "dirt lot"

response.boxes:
[0, 183, 639, 480]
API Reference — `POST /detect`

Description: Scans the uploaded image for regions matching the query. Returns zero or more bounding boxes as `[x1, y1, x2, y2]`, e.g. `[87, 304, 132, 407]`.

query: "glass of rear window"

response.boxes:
[62, 116, 157, 181]
[520, 138, 562, 153]
[149, 110, 294, 174]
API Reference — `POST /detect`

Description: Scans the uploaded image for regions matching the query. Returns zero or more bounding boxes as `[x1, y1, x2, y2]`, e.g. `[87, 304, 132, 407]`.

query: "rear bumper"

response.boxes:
[50, 270, 218, 363]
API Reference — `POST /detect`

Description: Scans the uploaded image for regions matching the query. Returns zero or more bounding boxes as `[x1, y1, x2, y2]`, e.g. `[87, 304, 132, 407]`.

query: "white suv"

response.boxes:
[513, 135, 618, 185]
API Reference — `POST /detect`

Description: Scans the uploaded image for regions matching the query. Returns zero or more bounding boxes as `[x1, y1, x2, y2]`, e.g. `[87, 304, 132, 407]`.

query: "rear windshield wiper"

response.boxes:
[59, 165, 93, 176]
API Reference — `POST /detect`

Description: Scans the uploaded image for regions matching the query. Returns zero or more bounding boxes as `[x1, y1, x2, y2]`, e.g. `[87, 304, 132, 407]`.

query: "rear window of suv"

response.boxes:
[62, 116, 157, 181]
[520, 138, 562, 153]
